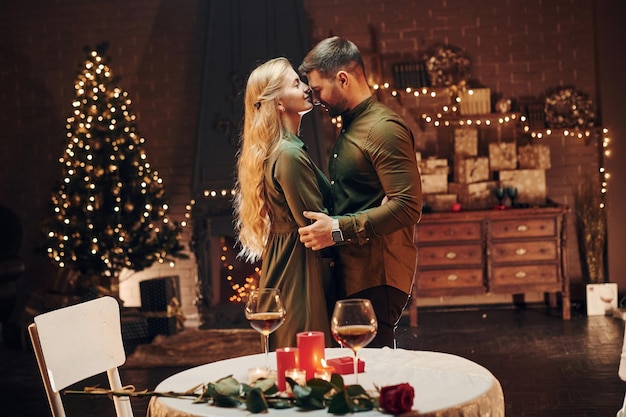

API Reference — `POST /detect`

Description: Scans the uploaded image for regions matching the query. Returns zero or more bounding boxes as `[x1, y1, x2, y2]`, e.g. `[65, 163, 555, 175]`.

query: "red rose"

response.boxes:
[379, 383, 415, 415]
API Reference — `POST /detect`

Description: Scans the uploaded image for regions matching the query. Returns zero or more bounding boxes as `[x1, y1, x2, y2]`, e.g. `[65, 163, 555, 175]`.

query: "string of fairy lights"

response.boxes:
[369, 83, 611, 206]
[46, 49, 184, 281]
[186, 82, 611, 301]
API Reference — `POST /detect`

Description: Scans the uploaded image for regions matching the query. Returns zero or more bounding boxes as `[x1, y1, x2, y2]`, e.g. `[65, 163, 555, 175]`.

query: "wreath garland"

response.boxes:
[421, 43, 471, 87]
[544, 86, 596, 128]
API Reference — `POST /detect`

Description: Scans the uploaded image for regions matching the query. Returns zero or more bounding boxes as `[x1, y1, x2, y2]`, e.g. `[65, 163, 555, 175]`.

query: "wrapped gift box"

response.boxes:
[418, 157, 449, 175]
[454, 128, 478, 156]
[518, 144, 551, 169]
[458, 88, 491, 115]
[499, 169, 547, 205]
[140, 276, 180, 312]
[420, 174, 448, 194]
[146, 316, 178, 336]
[424, 193, 458, 212]
[140, 276, 182, 337]
[448, 181, 498, 210]
[327, 356, 365, 374]
[121, 314, 151, 344]
[489, 142, 517, 171]
[454, 156, 490, 184]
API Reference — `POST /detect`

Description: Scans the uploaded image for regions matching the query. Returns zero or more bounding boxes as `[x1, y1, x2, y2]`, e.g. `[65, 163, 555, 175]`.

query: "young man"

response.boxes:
[298, 37, 423, 347]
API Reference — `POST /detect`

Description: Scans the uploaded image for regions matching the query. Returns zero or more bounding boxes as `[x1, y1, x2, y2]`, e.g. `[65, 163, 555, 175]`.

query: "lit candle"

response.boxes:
[314, 369, 332, 381]
[314, 359, 335, 381]
[248, 367, 269, 383]
[284, 368, 306, 391]
[276, 347, 299, 391]
[296, 331, 325, 381]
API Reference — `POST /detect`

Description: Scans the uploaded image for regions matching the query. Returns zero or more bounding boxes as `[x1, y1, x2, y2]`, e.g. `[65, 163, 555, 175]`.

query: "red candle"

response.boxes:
[275, 347, 299, 391]
[296, 331, 325, 381]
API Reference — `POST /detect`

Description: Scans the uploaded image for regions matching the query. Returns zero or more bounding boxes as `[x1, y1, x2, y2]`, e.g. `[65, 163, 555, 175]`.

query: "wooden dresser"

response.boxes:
[410, 206, 570, 326]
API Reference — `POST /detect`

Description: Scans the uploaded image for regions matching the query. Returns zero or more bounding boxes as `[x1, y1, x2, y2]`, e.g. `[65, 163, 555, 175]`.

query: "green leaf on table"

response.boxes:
[246, 388, 269, 413]
[345, 385, 375, 412]
[327, 389, 352, 414]
[327, 384, 375, 414]
[330, 373, 345, 389]
[306, 378, 336, 404]
[251, 377, 278, 395]
[213, 375, 241, 396]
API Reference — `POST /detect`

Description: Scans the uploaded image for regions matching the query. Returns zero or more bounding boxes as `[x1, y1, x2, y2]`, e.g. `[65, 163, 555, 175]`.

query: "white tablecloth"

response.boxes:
[147, 347, 504, 417]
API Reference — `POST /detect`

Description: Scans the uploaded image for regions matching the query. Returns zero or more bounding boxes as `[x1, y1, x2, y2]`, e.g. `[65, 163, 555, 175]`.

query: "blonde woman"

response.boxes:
[234, 57, 333, 348]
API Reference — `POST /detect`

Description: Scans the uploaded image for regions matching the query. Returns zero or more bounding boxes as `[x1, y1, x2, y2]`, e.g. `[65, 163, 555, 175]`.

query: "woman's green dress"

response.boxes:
[260, 132, 333, 349]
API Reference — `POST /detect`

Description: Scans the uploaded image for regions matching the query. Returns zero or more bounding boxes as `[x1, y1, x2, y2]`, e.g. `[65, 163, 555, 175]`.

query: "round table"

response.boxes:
[147, 347, 504, 417]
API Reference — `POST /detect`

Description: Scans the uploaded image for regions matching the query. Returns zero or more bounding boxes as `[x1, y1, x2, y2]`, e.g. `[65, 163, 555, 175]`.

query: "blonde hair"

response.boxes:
[234, 57, 291, 262]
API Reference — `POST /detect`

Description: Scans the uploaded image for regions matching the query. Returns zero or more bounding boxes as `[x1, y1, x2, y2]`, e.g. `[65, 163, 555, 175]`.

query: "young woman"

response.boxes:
[234, 57, 333, 348]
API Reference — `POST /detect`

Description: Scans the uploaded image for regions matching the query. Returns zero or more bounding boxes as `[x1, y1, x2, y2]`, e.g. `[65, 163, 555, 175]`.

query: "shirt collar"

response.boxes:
[283, 130, 308, 150]
[341, 95, 376, 129]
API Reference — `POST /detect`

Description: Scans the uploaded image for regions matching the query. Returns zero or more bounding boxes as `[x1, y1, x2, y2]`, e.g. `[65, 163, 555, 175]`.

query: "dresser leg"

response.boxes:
[513, 294, 526, 309]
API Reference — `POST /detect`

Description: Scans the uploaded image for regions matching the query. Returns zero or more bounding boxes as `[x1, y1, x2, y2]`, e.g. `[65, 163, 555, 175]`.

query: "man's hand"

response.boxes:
[298, 211, 335, 250]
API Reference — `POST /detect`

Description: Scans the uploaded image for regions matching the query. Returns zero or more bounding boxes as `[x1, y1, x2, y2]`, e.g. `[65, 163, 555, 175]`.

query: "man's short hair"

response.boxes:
[299, 36, 366, 79]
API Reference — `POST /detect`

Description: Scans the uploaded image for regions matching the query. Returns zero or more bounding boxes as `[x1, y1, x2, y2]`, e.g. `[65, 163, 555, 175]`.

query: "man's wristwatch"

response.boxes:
[331, 218, 344, 243]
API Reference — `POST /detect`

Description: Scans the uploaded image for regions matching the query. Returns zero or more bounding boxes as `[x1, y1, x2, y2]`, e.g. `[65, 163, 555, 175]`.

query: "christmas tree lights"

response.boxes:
[42, 44, 187, 293]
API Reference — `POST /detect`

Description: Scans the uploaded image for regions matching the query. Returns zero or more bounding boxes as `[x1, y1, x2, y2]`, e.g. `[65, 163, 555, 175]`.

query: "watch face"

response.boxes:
[332, 230, 343, 242]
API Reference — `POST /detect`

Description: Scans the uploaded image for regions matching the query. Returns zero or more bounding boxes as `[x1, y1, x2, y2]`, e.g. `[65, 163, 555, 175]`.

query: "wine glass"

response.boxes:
[494, 187, 505, 208]
[245, 288, 286, 371]
[505, 187, 518, 208]
[330, 299, 378, 383]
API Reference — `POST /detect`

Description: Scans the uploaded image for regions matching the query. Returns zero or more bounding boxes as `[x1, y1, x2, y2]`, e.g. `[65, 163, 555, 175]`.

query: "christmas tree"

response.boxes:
[41, 43, 187, 295]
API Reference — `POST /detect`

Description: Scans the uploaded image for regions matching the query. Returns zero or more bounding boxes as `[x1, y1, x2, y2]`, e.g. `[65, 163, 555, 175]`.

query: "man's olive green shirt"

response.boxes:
[331, 96, 423, 296]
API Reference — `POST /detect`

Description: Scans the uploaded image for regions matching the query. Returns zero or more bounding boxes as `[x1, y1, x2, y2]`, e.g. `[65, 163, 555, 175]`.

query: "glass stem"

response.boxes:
[353, 351, 359, 383]
[263, 334, 269, 370]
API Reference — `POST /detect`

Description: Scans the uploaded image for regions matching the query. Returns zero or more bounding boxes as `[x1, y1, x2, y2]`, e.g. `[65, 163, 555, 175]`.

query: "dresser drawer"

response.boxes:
[491, 217, 556, 239]
[491, 264, 559, 285]
[418, 244, 482, 267]
[491, 241, 557, 263]
[417, 268, 484, 290]
[417, 221, 482, 243]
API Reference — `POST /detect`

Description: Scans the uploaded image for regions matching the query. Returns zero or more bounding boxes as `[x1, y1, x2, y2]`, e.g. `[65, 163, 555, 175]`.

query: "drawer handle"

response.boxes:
[445, 252, 457, 259]
[516, 224, 528, 232]
[515, 271, 527, 278]
[515, 248, 527, 256]
[447, 274, 459, 281]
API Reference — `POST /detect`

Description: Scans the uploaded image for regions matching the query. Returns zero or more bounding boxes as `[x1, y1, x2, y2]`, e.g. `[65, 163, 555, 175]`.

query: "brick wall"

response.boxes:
[0, 0, 203, 319]
[301, 0, 601, 302]
[0, 0, 606, 322]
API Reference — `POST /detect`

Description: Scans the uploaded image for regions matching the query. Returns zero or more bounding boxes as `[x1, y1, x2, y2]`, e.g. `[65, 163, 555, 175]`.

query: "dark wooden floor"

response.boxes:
[1, 303, 624, 417]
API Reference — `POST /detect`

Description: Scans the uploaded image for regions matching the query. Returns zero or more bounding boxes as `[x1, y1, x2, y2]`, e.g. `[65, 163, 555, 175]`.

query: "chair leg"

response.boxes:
[107, 368, 134, 417]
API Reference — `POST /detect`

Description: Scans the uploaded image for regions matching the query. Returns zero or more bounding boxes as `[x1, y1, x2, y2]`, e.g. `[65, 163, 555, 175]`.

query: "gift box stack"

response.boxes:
[496, 143, 550, 206]
[419, 125, 552, 211]
[418, 153, 458, 212]
[140, 276, 181, 337]
[448, 128, 497, 210]
[120, 311, 151, 349]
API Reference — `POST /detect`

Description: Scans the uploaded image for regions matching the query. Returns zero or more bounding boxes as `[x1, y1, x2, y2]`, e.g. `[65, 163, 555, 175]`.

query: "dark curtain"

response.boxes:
[192, 0, 323, 204]
[191, 0, 325, 314]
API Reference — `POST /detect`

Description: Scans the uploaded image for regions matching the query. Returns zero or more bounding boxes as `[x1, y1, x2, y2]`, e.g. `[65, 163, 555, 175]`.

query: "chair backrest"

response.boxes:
[28, 296, 133, 417]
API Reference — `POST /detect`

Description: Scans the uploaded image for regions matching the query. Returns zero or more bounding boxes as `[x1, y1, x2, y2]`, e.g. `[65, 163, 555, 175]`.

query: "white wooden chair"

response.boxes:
[617, 321, 626, 417]
[28, 296, 134, 417]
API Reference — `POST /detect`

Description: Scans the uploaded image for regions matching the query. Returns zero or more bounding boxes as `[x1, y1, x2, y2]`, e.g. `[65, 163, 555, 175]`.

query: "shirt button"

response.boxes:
[341, 129, 346, 133]
[333, 153, 338, 158]
[330, 180, 335, 185]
